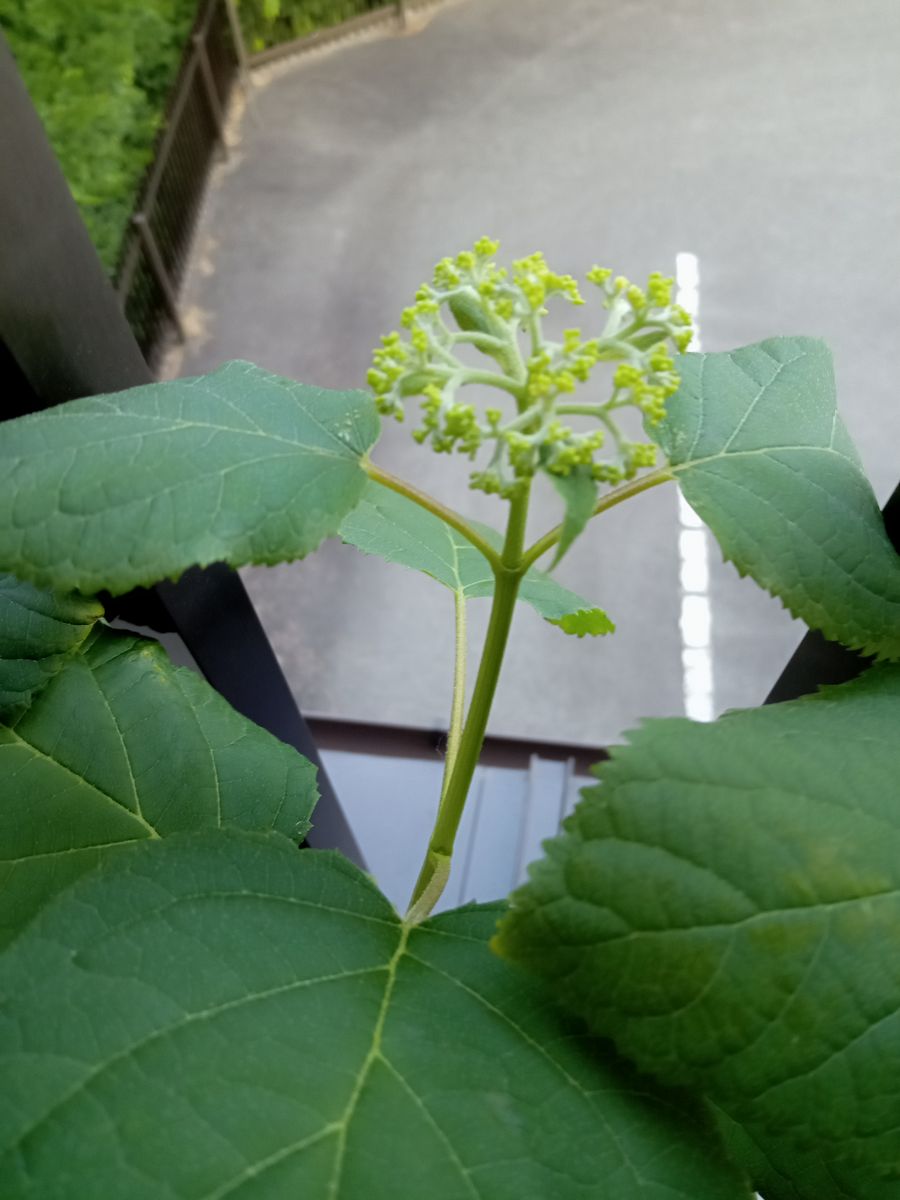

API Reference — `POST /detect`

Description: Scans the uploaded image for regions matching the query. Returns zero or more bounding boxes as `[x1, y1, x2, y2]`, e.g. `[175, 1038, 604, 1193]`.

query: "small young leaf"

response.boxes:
[654, 337, 900, 658]
[0, 829, 751, 1199]
[0, 361, 379, 595]
[545, 606, 616, 636]
[548, 465, 598, 566]
[496, 664, 900, 1199]
[0, 627, 317, 945]
[0, 573, 102, 711]
[340, 480, 614, 636]
[447, 289, 495, 337]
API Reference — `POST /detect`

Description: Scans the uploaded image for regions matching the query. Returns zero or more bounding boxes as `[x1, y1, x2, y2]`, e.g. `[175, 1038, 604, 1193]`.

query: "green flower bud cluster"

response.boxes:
[367, 239, 692, 498]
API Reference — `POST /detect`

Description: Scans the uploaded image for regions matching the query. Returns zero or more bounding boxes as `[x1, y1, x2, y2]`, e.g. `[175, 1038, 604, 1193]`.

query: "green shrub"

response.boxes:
[238, 0, 381, 52]
[0, 0, 197, 273]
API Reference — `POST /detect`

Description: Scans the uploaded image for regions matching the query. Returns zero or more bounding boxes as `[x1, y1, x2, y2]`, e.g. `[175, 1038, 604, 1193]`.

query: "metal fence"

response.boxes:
[115, 0, 240, 367]
[115, 0, 450, 366]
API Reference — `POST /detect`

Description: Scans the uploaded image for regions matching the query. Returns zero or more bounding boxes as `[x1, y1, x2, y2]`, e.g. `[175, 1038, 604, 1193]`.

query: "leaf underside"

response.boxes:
[0, 361, 379, 595]
[0, 573, 102, 711]
[0, 829, 750, 1199]
[0, 626, 317, 946]
[340, 480, 614, 636]
[548, 466, 599, 566]
[496, 664, 900, 1199]
[654, 337, 900, 658]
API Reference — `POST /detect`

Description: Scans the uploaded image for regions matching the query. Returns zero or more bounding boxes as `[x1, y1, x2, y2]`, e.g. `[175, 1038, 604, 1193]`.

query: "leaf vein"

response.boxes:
[328, 924, 409, 1198]
[379, 1055, 482, 1198]
[5, 965, 385, 1157]
[404, 951, 651, 1191]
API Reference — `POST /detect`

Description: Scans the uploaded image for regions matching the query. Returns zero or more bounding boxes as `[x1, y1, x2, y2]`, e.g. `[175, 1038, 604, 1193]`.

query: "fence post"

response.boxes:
[398, 0, 409, 30]
[223, 0, 250, 77]
[222, 0, 258, 127]
[131, 213, 186, 342]
[193, 31, 229, 155]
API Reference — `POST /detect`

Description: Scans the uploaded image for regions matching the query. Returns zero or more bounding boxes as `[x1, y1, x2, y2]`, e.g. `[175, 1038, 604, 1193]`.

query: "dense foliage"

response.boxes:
[238, 0, 383, 52]
[0, 0, 196, 272]
[1, 0, 397, 274]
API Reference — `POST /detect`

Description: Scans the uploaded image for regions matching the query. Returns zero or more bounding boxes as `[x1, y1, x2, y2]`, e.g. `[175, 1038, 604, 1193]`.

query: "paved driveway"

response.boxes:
[178, 0, 900, 747]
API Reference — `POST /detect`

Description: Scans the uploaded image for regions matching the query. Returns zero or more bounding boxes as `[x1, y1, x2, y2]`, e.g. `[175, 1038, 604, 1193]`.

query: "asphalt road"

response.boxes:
[177, 0, 900, 747]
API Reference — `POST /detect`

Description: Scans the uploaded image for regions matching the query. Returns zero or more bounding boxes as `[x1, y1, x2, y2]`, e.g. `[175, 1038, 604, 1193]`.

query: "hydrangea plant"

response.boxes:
[1, 241, 900, 1199]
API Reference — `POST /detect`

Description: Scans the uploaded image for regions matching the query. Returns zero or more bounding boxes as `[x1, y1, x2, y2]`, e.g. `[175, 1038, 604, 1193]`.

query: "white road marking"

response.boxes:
[675, 252, 714, 722]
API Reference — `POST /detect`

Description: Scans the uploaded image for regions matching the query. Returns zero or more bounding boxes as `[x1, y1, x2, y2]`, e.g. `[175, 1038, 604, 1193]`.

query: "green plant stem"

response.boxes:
[429, 363, 524, 399]
[555, 403, 607, 417]
[364, 461, 503, 571]
[463, 369, 526, 399]
[440, 588, 468, 804]
[520, 466, 674, 570]
[406, 487, 531, 921]
[448, 330, 507, 353]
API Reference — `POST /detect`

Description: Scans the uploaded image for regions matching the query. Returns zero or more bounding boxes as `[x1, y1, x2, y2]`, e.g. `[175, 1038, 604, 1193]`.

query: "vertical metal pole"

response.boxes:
[223, 0, 250, 78]
[193, 32, 229, 155]
[132, 213, 186, 341]
[222, 0, 258, 127]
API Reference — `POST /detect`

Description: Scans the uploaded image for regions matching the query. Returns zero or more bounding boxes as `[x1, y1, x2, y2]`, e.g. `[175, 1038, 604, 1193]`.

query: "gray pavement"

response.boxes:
[178, 0, 900, 747]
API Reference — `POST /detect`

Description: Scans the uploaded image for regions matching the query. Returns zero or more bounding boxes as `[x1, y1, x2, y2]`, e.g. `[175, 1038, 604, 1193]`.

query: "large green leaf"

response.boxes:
[654, 337, 900, 658]
[340, 481, 614, 636]
[0, 362, 379, 595]
[0, 627, 316, 946]
[496, 664, 900, 1198]
[0, 829, 751, 1199]
[0, 573, 102, 711]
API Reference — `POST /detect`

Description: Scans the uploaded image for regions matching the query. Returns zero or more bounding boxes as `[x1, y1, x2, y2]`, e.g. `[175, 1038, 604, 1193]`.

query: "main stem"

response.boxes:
[440, 588, 468, 803]
[406, 487, 530, 922]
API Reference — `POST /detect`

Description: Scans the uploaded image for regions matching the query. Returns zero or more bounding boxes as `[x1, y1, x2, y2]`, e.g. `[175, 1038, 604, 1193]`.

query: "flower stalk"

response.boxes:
[365, 239, 693, 922]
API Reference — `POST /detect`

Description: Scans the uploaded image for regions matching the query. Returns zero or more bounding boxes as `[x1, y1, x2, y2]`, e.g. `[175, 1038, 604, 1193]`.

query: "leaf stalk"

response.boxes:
[521, 466, 674, 570]
[439, 587, 468, 804]
[364, 461, 503, 571]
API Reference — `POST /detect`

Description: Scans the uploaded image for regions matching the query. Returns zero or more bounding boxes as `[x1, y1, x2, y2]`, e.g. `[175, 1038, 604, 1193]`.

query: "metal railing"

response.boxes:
[115, 0, 453, 365]
[115, 0, 241, 366]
